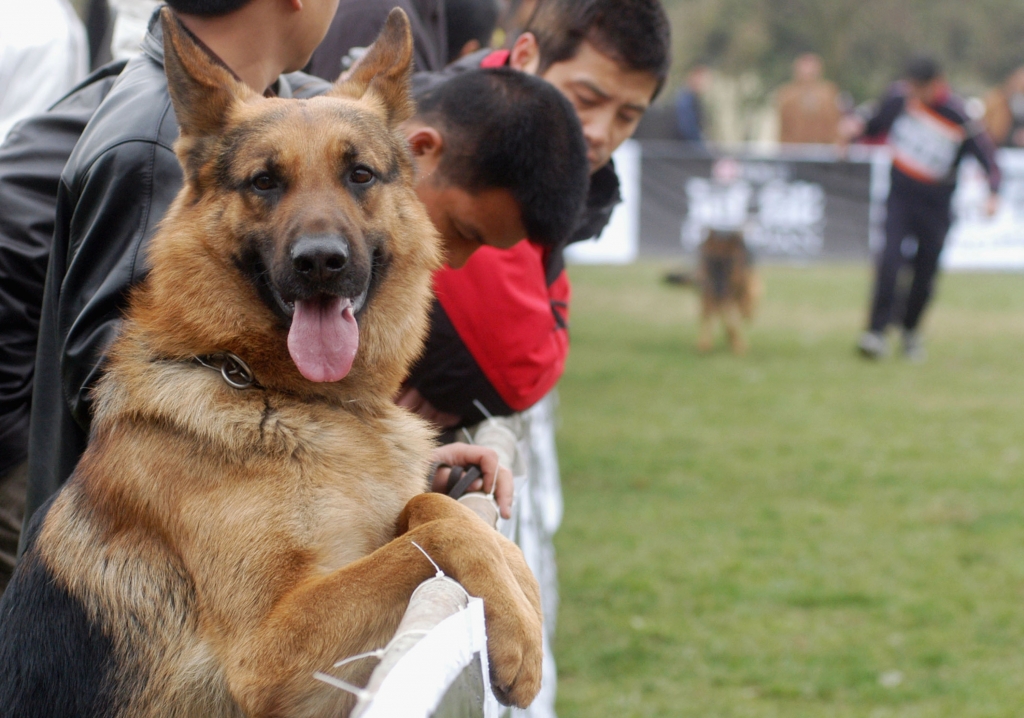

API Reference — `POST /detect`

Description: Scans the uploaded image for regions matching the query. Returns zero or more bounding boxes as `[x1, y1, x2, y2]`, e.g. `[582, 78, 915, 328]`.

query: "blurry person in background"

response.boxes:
[0, 0, 88, 141]
[983, 66, 1024, 148]
[70, 0, 115, 68]
[776, 52, 842, 145]
[674, 63, 710, 143]
[109, 0, 161, 59]
[496, 0, 537, 42]
[308, 0, 447, 79]
[446, 0, 498, 63]
[841, 57, 1000, 361]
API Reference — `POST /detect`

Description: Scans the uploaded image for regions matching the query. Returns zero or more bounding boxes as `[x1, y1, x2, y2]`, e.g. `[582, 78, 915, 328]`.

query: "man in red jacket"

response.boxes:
[399, 3, 672, 715]
[402, 0, 671, 428]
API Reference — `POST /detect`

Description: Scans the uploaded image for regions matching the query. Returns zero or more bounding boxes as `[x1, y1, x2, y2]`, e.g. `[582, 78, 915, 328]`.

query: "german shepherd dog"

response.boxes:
[0, 9, 541, 716]
[696, 229, 760, 355]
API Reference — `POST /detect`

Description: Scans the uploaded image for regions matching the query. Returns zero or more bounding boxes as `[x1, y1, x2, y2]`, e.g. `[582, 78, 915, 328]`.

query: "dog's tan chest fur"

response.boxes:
[90, 354, 435, 571]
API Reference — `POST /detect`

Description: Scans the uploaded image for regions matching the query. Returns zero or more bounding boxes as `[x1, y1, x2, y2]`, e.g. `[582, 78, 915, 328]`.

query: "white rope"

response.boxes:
[312, 671, 371, 701]
[472, 399, 494, 420]
[332, 649, 385, 669]
[411, 541, 445, 579]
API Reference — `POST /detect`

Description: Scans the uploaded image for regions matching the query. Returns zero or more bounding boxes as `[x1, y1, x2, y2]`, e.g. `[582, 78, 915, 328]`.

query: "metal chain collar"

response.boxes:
[193, 351, 258, 390]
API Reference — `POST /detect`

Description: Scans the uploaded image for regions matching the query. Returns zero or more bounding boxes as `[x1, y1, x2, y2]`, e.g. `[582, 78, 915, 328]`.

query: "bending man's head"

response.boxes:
[405, 68, 589, 267]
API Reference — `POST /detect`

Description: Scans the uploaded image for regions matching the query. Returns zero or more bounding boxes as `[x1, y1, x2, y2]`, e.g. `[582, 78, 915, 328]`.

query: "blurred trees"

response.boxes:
[664, 0, 1024, 102]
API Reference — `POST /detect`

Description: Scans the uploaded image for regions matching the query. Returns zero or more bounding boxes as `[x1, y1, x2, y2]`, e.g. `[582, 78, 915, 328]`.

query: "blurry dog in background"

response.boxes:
[695, 230, 760, 355]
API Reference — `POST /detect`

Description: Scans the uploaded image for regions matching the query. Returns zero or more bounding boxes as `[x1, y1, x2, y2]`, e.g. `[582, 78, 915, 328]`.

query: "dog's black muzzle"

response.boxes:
[291, 234, 350, 286]
[278, 233, 371, 303]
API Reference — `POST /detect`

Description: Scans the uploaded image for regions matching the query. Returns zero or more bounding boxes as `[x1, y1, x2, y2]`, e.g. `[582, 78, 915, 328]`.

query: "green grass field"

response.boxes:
[553, 263, 1024, 717]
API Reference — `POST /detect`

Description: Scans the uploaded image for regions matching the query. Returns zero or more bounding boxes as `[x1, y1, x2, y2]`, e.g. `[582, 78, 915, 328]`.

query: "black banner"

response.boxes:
[636, 141, 875, 261]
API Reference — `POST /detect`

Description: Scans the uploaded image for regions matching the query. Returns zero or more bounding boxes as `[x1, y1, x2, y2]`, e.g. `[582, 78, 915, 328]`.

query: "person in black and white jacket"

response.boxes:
[842, 57, 1001, 361]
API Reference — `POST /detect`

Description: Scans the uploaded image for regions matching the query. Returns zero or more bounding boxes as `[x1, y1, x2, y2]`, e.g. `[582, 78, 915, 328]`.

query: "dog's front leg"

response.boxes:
[223, 494, 542, 717]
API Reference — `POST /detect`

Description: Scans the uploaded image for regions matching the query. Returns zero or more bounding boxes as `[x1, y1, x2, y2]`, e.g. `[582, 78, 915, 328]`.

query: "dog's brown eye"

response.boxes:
[252, 173, 277, 192]
[350, 167, 375, 185]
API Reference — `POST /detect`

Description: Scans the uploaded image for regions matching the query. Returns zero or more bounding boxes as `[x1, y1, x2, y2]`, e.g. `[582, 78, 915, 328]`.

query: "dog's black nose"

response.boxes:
[291, 235, 349, 285]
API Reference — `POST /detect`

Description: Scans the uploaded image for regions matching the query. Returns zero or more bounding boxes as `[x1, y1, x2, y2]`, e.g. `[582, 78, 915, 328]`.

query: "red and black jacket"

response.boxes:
[405, 50, 621, 427]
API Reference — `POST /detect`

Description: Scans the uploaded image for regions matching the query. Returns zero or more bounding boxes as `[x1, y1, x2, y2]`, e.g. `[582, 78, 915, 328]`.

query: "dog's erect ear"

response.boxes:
[161, 8, 255, 138]
[330, 8, 415, 125]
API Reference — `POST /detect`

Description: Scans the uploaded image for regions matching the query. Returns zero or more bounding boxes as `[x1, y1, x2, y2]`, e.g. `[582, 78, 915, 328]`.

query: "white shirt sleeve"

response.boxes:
[0, 0, 89, 141]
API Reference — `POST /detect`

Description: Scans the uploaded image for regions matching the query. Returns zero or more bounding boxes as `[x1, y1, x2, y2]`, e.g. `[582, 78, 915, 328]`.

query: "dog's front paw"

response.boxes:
[402, 497, 544, 707]
[475, 533, 543, 707]
[484, 587, 543, 707]
[396, 492, 467, 533]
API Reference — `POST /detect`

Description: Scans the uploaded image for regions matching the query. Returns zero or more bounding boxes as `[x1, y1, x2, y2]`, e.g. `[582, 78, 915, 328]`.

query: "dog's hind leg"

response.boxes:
[739, 271, 762, 320]
[724, 303, 747, 355]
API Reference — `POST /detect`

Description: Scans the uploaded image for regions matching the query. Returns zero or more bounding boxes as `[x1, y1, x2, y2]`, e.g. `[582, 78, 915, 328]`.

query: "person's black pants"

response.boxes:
[868, 194, 952, 333]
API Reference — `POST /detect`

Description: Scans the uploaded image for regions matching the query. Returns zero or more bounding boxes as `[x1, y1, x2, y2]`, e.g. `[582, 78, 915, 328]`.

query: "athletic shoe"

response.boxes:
[857, 331, 888, 359]
[902, 330, 926, 362]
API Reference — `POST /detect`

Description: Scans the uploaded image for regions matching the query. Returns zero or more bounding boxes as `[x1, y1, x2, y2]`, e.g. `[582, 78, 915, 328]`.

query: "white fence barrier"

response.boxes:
[351, 577, 497, 718]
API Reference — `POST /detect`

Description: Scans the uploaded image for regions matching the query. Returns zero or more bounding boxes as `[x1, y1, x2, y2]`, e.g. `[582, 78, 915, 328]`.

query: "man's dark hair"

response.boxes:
[906, 56, 941, 84]
[414, 68, 589, 248]
[165, 0, 251, 16]
[446, 0, 500, 64]
[524, 0, 671, 97]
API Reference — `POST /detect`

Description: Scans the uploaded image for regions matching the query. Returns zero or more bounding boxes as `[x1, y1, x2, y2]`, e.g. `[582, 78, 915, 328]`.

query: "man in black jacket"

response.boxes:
[0, 61, 127, 591]
[844, 57, 1001, 361]
[3, 0, 340, 580]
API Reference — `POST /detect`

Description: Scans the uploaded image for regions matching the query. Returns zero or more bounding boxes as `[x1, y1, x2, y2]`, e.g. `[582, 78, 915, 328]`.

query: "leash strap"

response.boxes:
[444, 465, 482, 500]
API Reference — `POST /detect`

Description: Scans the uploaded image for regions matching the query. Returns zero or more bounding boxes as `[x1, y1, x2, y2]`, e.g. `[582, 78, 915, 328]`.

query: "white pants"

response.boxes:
[467, 392, 563, 718]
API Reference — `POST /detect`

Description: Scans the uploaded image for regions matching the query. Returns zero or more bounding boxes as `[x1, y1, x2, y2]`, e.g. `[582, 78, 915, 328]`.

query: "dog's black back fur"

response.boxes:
[0, 497, 120, 717]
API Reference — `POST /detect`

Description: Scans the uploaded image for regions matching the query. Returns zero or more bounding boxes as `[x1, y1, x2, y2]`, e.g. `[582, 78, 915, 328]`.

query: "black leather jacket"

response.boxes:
[20, 16, 328, 532]
[0, 61, 126, 478]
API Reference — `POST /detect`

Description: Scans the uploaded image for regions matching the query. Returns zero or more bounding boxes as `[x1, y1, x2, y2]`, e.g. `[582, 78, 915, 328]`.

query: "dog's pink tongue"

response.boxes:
[287, 297, 358, 382]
